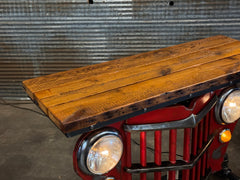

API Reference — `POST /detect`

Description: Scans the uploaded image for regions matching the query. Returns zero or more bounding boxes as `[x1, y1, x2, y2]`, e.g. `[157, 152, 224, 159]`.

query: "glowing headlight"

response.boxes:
[77, 128, 123, 175]
[215, 88, 240, 124]
[87, 135, 123, 174]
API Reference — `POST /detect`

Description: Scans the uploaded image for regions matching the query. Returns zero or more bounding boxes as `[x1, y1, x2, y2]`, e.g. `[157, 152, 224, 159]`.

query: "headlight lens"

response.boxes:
[215, 88, 240, 124]
[86, 134, 123, 174]
[221, 90, 240, 123]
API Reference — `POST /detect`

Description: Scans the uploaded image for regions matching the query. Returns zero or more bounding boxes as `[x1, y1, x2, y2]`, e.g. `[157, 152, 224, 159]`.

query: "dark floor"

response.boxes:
[0, 100, 239, 180]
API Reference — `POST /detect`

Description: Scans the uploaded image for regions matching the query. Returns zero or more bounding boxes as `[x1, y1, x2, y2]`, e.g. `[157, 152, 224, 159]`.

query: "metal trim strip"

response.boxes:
[123, 95, 218, 132]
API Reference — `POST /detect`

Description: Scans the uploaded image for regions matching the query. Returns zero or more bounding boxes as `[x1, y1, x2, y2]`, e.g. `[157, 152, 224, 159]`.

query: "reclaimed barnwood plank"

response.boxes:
[22, 35, 240, 136]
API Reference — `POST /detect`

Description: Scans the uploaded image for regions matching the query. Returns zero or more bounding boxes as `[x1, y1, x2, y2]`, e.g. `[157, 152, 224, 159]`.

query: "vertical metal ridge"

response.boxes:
[126, 131, 132, 180]
[154, 130, 162, 180]
[169, 129, 177, 180]
[140, 131, 147, 180]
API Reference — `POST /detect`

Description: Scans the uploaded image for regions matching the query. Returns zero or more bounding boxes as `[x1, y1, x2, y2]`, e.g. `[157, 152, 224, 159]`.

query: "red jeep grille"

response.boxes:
[190, 110, 212, 180]
[123, 96, 216, 180]
[73, 91, 238, 180]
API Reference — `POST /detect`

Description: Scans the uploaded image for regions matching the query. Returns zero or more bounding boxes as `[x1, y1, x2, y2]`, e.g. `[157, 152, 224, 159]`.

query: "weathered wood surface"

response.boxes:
[23, 35, 240, 136]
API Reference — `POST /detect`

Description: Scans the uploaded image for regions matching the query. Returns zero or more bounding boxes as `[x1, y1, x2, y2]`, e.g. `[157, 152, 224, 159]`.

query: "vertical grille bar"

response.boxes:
[126, 132, 132, 180]
[202, 113, 209, 177]
[140, 131, 147, 180]
[190, 125, 198, 180]
[182, 128, 191, 180]
[125, 99, 215, 179]
[196, 120, 204, 180]
[154, 130, 162, 180]
[169, 129, 177, 180]
[207, 109, 214, 170]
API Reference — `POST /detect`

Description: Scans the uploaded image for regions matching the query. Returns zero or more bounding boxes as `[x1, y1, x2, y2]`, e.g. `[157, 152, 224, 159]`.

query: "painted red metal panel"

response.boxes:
[196, 120, 204, 180]
[154, 130, 162, 180]
[127, 105, 192, 125]
[126, 131, 132, 180]
[202, 113, 209, 176]
[207, 110, 238, 172]
[206, 90, 238, 172]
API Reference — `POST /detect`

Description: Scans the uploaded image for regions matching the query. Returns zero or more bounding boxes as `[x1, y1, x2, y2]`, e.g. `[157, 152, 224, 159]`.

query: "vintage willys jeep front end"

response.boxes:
[23, 35, 240, 180]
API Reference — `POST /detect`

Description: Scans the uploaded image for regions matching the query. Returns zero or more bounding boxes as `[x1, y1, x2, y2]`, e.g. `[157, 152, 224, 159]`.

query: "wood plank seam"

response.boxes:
[22, 35, 240, 135]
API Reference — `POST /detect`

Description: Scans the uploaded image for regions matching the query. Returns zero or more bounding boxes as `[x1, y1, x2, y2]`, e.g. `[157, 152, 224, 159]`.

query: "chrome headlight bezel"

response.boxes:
[76, 128, 123, 175]
[215, 87, 240, 124]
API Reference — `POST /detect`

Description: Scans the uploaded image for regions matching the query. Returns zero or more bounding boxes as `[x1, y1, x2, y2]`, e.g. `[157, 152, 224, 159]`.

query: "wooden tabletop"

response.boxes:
[23, 35, 240, 136]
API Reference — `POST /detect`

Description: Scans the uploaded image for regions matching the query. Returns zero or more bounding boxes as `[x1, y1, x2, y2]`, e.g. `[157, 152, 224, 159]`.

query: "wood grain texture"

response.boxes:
[22, 35, 240, 136]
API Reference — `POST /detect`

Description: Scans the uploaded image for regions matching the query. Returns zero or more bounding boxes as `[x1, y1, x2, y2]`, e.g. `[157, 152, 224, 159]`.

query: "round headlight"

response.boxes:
[215, 88, 240, 124]
[76, 128, 123, 175]
[87, 135, 123, 174]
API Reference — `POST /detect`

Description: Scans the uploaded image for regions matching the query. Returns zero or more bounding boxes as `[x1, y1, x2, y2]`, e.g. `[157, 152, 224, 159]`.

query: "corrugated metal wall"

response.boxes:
[1, 0, 240, 99]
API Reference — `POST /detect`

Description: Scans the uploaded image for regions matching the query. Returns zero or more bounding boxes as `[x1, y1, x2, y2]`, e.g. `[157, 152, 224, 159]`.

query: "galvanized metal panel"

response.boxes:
[1, 0, 240, 99]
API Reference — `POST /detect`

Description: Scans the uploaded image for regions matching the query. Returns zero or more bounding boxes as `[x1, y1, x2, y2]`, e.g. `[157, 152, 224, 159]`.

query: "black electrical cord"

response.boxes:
[0, 98, 46, 117]
[131, 139, 184, 158]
